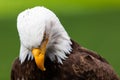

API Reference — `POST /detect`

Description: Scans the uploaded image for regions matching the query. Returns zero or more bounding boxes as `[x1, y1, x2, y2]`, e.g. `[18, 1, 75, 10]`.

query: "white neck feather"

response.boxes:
[45, 17, 72, 64]
[17, 6, 72, 64]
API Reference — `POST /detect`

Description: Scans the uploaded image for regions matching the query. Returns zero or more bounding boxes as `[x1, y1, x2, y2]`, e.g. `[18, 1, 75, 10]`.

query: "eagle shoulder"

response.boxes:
[60, 40, 120, 80]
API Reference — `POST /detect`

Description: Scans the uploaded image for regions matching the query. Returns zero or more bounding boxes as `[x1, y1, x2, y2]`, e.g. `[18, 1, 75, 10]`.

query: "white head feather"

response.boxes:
[17, 6, 72, 64]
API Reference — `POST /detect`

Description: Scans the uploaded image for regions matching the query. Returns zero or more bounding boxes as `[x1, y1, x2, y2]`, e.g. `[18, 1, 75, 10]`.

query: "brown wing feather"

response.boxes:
[11, 40, 120, 80]
[71, 40, 109, 63]
[59, 40, 120, 80]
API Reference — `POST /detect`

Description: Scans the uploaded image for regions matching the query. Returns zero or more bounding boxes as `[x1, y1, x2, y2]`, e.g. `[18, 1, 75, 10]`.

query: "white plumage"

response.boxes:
[17, 6, 72, 64]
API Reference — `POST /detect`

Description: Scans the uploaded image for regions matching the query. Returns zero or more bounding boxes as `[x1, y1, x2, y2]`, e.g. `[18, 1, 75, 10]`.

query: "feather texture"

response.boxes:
[11, 40, 120, 80]
[17, 6, 72, 63]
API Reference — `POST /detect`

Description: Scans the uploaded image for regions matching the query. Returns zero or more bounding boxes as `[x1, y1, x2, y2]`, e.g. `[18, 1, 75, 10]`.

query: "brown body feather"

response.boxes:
[11, 40, 120, 80]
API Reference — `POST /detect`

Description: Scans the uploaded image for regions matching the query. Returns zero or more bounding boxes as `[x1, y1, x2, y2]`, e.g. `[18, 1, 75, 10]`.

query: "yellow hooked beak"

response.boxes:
[32, 38, 48, 71]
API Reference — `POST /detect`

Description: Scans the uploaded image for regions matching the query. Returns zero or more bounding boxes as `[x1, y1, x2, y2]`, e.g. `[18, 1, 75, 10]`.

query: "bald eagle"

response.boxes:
[11, 6, 120, 80]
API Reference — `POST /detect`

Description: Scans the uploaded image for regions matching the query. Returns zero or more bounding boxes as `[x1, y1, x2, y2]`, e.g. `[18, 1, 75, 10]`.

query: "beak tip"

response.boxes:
[43, 68, 46, 71]
[40, 67, 46, 71]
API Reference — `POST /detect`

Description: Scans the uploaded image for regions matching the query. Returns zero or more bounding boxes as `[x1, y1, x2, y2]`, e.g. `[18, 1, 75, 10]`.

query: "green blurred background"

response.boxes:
[0, 0, 120, 79]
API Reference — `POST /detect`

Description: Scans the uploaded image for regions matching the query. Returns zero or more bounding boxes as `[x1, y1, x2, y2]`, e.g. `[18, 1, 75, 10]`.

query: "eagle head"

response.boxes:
[17, 6, 72, 71]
